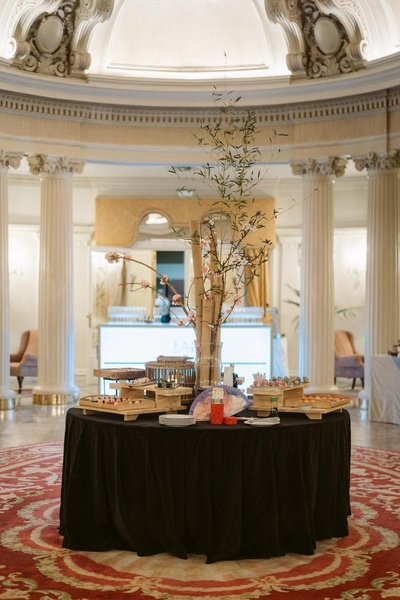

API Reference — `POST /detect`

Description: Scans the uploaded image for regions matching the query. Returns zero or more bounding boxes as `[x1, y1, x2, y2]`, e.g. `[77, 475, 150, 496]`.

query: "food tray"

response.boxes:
[78, 394, 186, 421]
[277, 403, 351, 420]
[297, 393, 350, 409]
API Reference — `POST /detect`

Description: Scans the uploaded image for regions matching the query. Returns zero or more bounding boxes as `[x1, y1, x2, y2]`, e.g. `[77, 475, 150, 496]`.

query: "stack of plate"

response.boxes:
[159, 414, 196, 427]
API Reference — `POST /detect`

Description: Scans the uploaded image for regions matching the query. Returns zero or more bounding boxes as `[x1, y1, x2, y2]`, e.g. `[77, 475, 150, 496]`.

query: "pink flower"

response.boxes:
[172, 294, 182, 305]
[201, 235, 211, 250]
[202, 264, 210, 276]
[243, 222, 256, 232]
[123, 253, 132, 260]
[176, 319, 186, 327]
[105, 251, 120, 264]
[187, 310, 196, 321]
[233, 294, 242, 305]
[160, 275, 169, 285]
[140, 280, 150, 288]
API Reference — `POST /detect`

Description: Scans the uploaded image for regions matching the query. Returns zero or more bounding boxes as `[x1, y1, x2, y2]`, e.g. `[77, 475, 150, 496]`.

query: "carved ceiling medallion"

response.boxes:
[14, 1, 76, 77]
[36, 15, 64, 54]
[301, 1, 363, 78]
[314, 17, 341, 55]
[8, 0, 114, 77]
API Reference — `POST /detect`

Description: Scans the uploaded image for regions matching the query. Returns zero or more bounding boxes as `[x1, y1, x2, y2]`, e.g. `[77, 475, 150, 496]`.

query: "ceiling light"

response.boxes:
[177, 188, 195, 198]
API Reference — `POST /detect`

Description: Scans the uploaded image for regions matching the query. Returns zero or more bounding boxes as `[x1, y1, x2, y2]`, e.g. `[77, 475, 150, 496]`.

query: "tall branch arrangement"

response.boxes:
[106, 90, 282, 382]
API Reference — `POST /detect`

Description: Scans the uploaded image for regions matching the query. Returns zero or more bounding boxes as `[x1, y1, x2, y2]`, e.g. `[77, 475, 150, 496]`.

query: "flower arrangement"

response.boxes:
[106, 90, 282, 387]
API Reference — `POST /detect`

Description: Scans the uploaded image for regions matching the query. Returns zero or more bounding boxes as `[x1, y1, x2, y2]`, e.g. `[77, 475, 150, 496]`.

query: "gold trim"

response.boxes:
[0, 398, 15, 410]
[33, 393, 77, 405]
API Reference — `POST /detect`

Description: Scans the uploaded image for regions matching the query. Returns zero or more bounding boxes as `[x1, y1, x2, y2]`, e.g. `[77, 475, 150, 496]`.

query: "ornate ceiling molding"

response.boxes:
[0, 87, 395, 127]
[71, 0, 114, 74]
[265, 0, 307, 77]
[265, 0, 368, 79]
[315, 0, 369, 63]
[7, 0, 113, 77]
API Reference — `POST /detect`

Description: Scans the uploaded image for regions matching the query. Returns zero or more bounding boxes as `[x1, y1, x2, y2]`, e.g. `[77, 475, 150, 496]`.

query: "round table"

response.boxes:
[59, 407, 351, 563]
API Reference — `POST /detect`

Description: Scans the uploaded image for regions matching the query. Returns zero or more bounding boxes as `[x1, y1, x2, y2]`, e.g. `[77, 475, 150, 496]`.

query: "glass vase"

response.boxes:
[195, 342, 223, 391]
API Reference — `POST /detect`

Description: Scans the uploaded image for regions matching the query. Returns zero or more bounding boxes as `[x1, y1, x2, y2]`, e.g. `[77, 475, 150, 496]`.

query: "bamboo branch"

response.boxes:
[189, 220, 205, 344]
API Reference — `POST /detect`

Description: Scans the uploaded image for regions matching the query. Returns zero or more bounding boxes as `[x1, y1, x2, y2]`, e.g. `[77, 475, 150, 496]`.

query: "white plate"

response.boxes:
[159, 414, 194, 421]
[244, 418, 280, 426]
[159, 414, 195, 427]
[159, 420, 195, 428]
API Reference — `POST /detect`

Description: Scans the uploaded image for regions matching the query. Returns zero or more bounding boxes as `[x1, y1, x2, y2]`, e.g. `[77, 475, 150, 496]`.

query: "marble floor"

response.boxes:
[0, 379, 399, 452]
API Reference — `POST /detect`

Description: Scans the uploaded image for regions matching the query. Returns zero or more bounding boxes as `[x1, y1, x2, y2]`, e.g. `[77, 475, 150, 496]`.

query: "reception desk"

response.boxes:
[60, 408, 351, 563]
[98, 323, 272, 392]
[370, 354, 400, 425]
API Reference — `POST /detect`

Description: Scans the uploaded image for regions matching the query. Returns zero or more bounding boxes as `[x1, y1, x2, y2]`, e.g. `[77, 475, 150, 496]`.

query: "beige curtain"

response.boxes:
[92, 252, 125, 322]
[245, 248, 270, 315]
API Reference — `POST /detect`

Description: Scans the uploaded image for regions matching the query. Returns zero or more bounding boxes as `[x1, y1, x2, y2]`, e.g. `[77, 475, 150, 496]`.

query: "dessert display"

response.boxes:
[145, 355, 195, 397]
[290, 394, 351, 409]
[247, 374, 351, 420]
[78, 374, 192, 421]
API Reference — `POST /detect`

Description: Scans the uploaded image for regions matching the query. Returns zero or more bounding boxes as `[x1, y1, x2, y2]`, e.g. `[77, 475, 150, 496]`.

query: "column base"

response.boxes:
[33, 392, 77, 405]
[357, 388, 369, 411]
[0, 397, 16, 410]
[0, 389, 17, 410]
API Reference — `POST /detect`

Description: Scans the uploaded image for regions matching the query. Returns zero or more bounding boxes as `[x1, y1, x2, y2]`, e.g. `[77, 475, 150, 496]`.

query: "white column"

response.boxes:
[291, 157, 347, 392]
[0, 151, 23, 410]
[354, 152, 400, 405]
[28, 155, 85, 405]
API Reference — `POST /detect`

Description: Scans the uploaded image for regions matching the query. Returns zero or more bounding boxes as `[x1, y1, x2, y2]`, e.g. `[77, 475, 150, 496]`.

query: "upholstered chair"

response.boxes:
[10, 330, 38, 393]
[334, 330, 364, 389]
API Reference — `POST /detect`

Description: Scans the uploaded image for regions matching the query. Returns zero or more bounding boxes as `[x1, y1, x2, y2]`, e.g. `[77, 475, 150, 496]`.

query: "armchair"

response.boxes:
[10, 330, 38, 393]
[334, 330, 364, 389]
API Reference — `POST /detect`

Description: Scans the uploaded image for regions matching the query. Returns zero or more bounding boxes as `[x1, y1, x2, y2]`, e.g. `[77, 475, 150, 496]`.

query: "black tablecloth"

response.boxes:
[59, 408, 351, 563]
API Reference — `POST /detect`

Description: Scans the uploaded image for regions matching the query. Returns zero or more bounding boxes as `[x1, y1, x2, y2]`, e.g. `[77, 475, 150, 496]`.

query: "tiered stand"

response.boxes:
[78, 369, 192, 421]
[247, 385, 351, 420]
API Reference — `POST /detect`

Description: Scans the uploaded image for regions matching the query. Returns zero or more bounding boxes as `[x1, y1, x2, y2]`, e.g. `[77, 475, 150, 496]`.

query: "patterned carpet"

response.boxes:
[0, 442, 399, 600]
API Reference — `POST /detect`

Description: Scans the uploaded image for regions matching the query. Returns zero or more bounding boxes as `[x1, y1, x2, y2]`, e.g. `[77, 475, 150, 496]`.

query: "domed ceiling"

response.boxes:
[0, 0, 399, 106]
[0, 0, 400, 193]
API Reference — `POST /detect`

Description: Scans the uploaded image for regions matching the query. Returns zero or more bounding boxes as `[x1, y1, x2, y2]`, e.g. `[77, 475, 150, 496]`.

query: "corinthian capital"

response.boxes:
[353, 151, 400, 173]
[291, 157, 347, 178]
[27, 155, 85, 176]
[0, 151, 23, 170]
